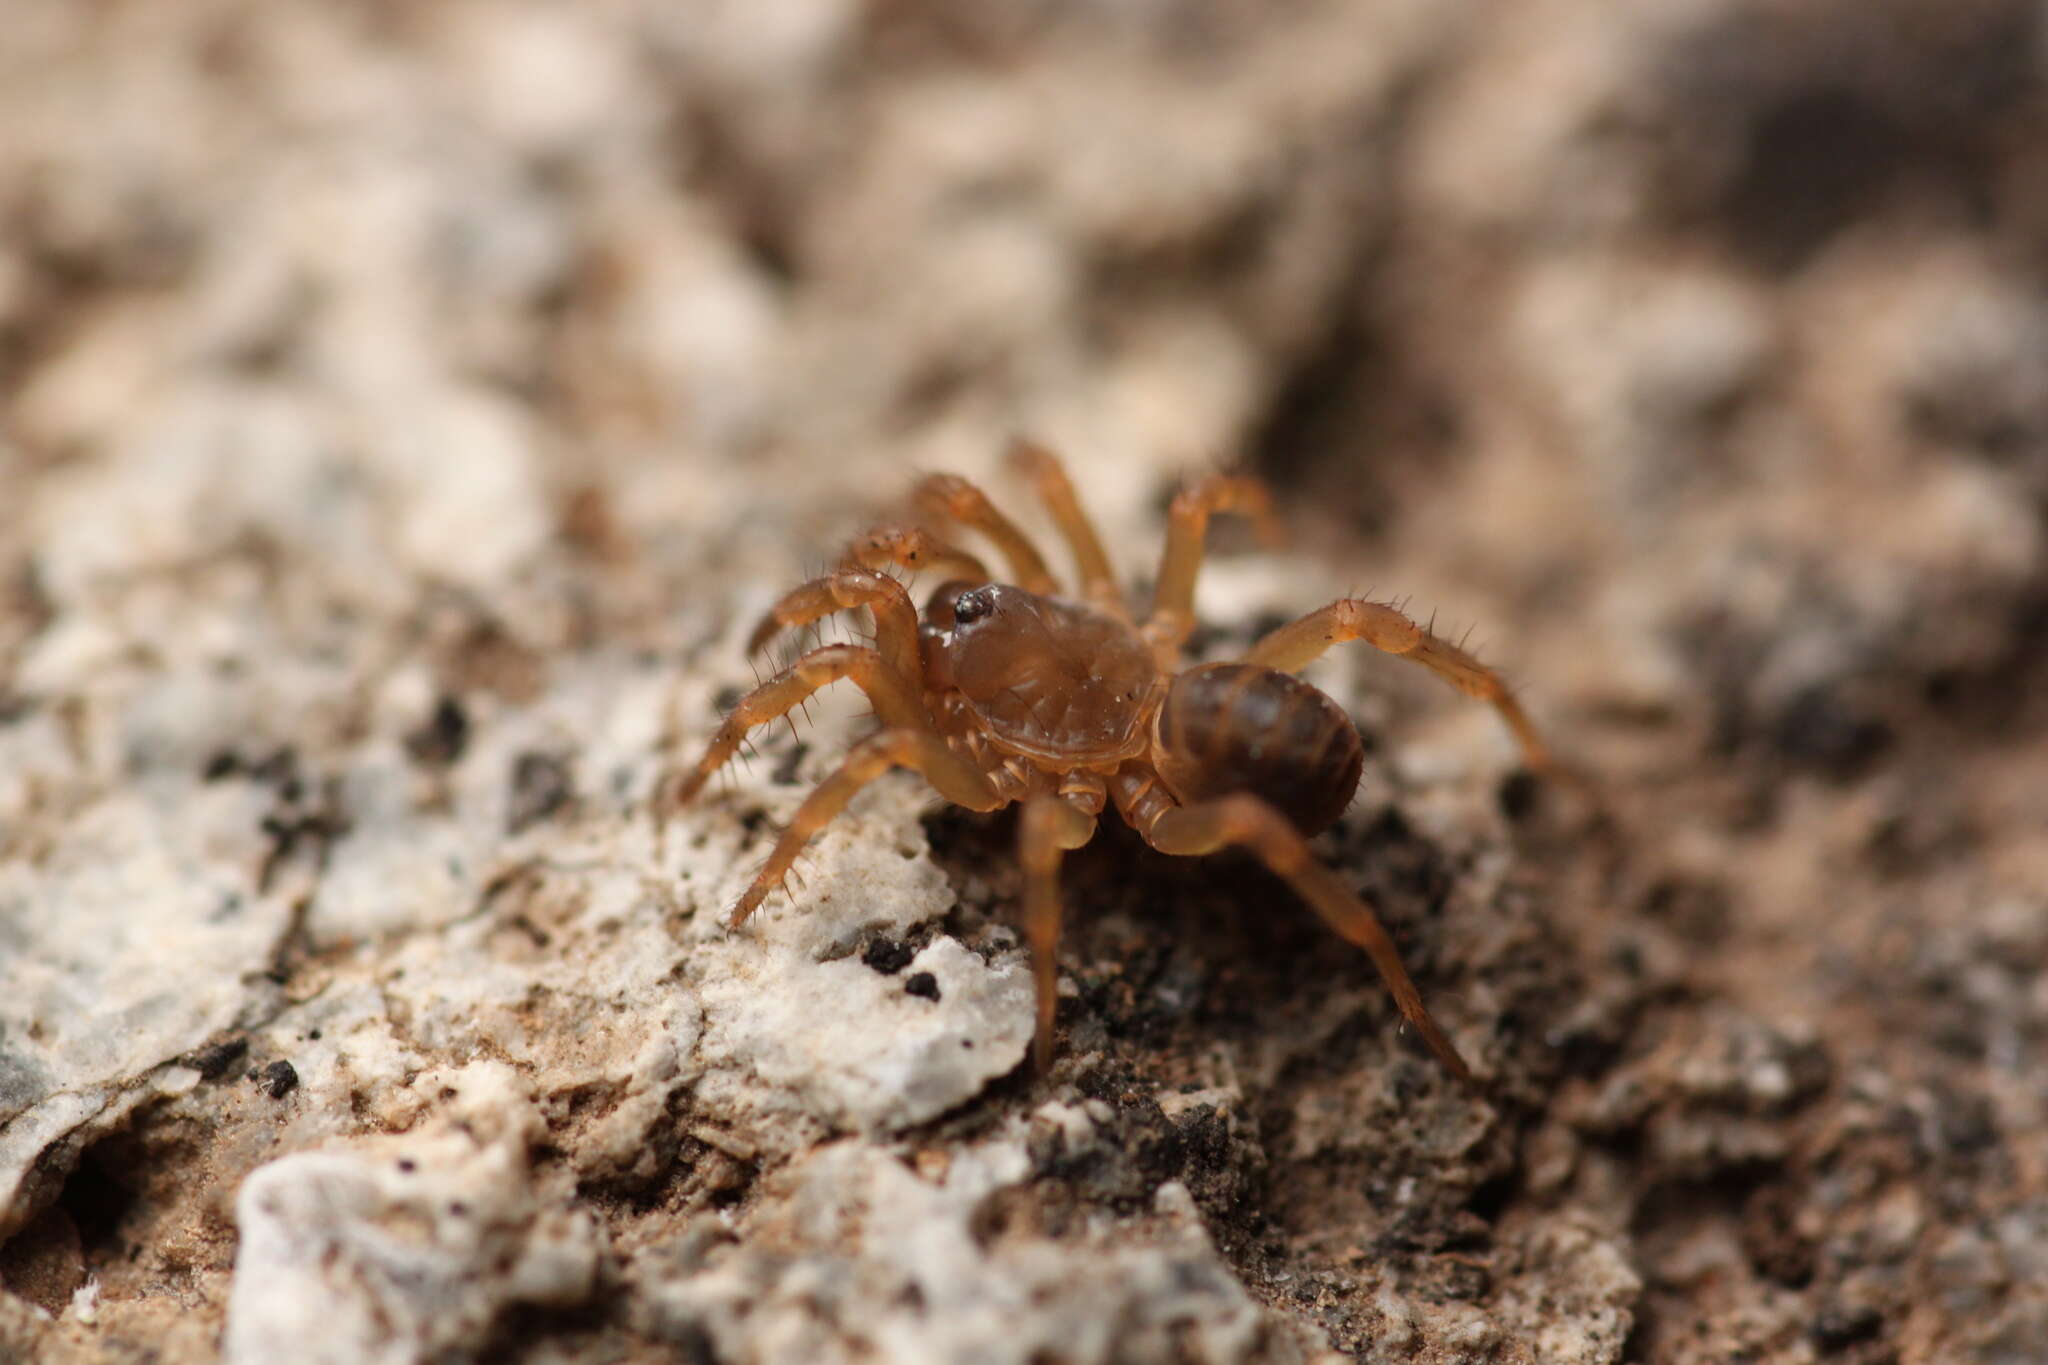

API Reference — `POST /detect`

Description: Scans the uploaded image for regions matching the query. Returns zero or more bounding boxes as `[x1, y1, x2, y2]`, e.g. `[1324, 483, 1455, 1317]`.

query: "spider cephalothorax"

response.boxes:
[668, 442, 1556, 1080]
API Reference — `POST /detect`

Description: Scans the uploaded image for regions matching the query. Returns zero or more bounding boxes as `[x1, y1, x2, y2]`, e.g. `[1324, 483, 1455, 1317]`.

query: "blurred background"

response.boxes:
[3, 1, 2046, 1362]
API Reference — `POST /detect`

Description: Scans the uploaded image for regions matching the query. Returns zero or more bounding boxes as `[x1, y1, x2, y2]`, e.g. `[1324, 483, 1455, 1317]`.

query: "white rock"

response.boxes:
[0, 786, 290, 1237]
[684, 788, 1037, 1134]
[636, 1133, 1318, 1365]
[225, 1064, 601, 1365]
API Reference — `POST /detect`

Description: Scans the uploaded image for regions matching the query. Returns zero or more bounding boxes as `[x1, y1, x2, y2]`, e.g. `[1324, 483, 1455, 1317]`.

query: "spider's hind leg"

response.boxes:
[1240, 597, 1554, 775]
[1122, 788, 1472, 1081]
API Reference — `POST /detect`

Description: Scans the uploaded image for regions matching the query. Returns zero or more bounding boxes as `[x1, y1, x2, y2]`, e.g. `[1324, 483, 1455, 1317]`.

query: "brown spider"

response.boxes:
[669, 442, 1556, 1080]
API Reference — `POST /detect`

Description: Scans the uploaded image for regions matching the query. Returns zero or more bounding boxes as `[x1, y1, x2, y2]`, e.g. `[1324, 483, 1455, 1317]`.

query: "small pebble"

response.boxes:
[259, 1061, 300, 1098]
[863, 938, 915, 975]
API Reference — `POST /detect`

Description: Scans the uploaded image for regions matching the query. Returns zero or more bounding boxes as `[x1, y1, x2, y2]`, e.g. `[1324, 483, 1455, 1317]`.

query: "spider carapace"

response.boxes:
[668, 442, 1557, 1081]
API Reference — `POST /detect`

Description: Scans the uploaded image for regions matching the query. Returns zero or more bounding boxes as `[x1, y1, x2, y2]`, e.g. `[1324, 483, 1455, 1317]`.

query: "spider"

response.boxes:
[668, 442, 1556, 1080]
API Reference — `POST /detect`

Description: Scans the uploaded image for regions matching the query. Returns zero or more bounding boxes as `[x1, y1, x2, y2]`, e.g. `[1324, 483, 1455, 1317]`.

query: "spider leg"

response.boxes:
[1006, 439, 1123, 615]
[912, 473, 1059, 595]
[727, 727, 1005, 926]
[840, 524, 992, 585]
[1143, 474, 1283, 660]
[744, 568, 922, 682]
[1117, 783, 1471, 1080]
[1240, 598, 1552, 774]
[1018, 790, 1100, 1074]
[669, 644, 929, 809]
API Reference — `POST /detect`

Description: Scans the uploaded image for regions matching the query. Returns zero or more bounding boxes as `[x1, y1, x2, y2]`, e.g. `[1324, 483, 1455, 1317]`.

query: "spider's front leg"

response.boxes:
[728, 728, 1006, 926]
[743, 567, 924, 680]
[666, 643, 929, 809]
[913, 473, 1060, 595]
[1143, 474, 1283, 661]
[841, 525, 991, 583]
[1006, 440, 1124, 615]
[1018, 788, 1100, 1074]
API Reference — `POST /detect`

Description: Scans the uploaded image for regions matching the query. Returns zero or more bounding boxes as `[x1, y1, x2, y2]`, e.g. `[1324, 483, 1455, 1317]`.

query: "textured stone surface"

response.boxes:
[633, 1130, 1318, 1365]
[225, 1064, 602, 1365]
[6, 1, 2048, 1363]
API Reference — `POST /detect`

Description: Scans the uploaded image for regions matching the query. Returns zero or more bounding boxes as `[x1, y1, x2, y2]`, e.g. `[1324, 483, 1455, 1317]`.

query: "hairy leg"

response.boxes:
[1122, 788, 1471, 1080]
[744, 567, 923, 682]
[913, 473, 1058, 595]
[1006, 440, 1122, 614]
[1241, 598, 1552, 772]
[670, 644, 929, 807]
[728, 728, 1005, 926]
[1143, 474, 1282, 659]
[1018, 795, 1098, 1074]
[840, 524, 991, 585]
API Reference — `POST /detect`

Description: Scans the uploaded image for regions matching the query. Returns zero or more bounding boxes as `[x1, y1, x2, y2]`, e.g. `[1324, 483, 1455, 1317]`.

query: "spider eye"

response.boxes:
[952, 587, 996, 624]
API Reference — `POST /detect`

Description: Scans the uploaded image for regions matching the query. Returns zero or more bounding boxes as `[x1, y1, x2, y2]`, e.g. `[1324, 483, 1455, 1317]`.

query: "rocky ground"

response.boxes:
[3, 2, 2046, 1362]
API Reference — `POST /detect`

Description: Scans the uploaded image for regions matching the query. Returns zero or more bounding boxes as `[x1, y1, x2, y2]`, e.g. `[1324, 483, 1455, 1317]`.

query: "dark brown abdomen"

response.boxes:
[1152, 663, 1364, 834]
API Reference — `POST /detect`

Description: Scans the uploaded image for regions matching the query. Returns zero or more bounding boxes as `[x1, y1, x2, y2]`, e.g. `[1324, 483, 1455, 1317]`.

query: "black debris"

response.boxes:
[258, 1060, 299, 1099]
[863, 937, 916, 975]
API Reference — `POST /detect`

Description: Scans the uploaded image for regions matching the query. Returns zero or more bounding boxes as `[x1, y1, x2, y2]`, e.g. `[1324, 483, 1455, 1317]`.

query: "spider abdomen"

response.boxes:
[1152, 662, 1364, 835]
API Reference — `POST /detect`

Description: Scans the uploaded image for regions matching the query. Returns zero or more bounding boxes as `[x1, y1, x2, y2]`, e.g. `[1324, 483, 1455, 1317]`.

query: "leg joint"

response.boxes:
[1335, 599, 1421, 653]
[791, 641, 881, 679]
